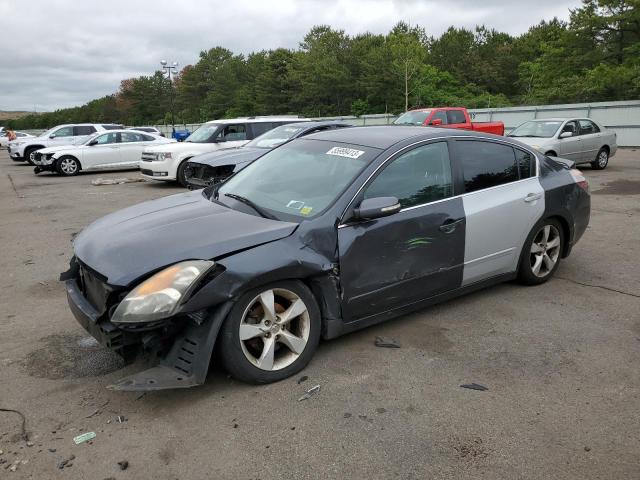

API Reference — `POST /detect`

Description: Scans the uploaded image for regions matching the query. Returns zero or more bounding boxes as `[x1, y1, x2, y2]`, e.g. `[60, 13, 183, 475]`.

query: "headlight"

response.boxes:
[529, 145, 541, 151]
[111, 260, 214, 324]
[159, 152, 172, 160]
[13, 141, 26, 146]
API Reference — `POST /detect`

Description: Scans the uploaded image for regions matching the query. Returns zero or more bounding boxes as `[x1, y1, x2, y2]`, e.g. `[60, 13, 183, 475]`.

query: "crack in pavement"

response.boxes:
[556, 276, 640, 299]
[7, 173, 24, 198]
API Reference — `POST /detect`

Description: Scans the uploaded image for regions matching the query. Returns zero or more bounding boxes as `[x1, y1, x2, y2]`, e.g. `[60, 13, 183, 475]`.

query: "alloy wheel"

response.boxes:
[60, 158, 78, 175]
[598, 150, 608, 168]
[530, 224, 561, 278]
[239, 288, 310, 371]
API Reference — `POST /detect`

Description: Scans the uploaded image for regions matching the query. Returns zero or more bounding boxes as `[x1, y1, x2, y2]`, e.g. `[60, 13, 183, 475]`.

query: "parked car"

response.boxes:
[140, 116, 307, 186]
[129, 126, 164, 137]
[8, 123, 123, 164]
[1, 131, 34, 148]
[183, 120, 352, 189]
[508, 118, 617, 170]
[394, 107, 505, 135]
[32, 130, 174, 176]
[63, 126, 590, 390]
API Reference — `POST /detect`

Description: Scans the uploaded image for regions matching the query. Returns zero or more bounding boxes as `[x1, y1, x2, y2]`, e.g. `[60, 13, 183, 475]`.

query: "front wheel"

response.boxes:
[25, 147, 39, 166]
[176, 160, 189, 187]
[56, 156, 81, 176]
[591, 148, 609, 170]
[219, 280, 321, 384]
[518, 219, 564, 285]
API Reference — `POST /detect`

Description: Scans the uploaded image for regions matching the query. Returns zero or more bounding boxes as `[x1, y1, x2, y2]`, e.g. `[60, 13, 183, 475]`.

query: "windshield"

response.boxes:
[40, 126, 58, 138]
[393, 110, 431, 126]
[216, 139, 378, 220]
[245, 125, 306, 149]
[509, 121, 562, 138]
[82, 131, 103, 145]
[185, 124, 221, 143]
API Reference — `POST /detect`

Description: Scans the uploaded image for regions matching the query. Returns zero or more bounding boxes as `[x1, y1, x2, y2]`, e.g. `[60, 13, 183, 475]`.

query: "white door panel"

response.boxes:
[462, 177, 545, 285]
[83, 145, 121, 169]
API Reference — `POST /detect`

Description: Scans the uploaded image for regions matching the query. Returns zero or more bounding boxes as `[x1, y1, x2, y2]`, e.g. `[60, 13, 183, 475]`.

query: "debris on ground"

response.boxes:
[116, 415, 127, 423]
[57, 454, 75, 469]
[0, 408, 29, 442]
[91, 177, 146, 186]
[297, 375, 308, 384]
[374, 336, 401, 348]
[73, 431, 96, 444]
[117, 460, 129, 470]
[584, 446, 591, 452]
[298, 384, 321, 401]
[460, 383, 488, 391]
[343, 413, 352, 418]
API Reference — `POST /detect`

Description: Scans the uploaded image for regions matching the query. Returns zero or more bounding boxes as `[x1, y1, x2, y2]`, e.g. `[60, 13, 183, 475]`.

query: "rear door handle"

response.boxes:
[524, 193, 542, 203]
[439, 218, 463, 233]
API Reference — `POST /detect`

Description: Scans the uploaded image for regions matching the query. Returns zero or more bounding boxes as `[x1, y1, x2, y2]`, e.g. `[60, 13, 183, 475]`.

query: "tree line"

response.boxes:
[6, 0, 639, 130]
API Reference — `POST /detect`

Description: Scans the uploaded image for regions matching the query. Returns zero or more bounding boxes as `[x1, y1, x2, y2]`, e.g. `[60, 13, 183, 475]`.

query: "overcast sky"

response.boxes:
[0, 0, 581, 112]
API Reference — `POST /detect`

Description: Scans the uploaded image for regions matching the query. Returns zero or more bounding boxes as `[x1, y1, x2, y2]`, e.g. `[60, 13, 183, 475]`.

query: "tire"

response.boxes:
[219, 280, 321, 384]
[518, 218, 564, 285]
[56, 156, 81, 176]
[24, 147, 40, 166]
[591, 147, 609, 170]
[176, 160, 190, 187]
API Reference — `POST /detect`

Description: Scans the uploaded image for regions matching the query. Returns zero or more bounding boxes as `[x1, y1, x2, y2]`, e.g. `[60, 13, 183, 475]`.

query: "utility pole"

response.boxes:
[160, 60, 179, 132]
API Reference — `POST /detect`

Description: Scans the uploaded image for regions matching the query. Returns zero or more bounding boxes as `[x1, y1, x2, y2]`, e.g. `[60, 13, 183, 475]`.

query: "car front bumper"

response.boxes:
[139, 156, 177, 181]
[64, 266, 231, 391]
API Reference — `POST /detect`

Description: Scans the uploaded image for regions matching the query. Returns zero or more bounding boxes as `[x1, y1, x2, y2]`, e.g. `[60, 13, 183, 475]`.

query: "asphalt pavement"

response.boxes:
[0, 149, 638, 479]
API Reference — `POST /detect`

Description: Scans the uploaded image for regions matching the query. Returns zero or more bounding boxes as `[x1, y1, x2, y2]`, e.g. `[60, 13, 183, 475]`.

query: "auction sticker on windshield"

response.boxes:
[326, 146, 365, 159]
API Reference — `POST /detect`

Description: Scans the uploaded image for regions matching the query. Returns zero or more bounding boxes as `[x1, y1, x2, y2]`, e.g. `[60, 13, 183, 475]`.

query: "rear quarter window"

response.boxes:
[455, 140, 519, 193]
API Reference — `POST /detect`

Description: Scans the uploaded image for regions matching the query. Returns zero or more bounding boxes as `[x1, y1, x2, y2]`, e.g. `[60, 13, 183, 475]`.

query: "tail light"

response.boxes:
[570, 168, 589, 192]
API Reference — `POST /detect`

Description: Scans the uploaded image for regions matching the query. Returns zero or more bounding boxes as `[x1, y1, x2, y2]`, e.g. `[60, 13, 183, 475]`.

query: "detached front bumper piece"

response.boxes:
[65, 277, 233, 391]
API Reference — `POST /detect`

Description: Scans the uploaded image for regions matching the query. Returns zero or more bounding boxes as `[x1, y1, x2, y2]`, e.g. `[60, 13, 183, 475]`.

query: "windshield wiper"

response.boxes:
[223, 193, 275, 220]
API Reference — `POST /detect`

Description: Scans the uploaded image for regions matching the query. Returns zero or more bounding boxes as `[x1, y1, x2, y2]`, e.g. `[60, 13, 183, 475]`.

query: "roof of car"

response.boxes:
[305, 125, 502, 149]
[284, 120, 352, 129]
[204, 116, 307, 125]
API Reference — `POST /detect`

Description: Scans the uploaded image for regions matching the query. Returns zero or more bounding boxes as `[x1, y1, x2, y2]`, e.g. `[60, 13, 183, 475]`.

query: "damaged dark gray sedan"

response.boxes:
[63, 126, 590, 390]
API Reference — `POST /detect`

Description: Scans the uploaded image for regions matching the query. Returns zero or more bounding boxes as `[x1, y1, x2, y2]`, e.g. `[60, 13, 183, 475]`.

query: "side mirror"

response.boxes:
[87, 139, 98, 146]
[559, 131, 573, 139]
[216, 137, 227, 143]
[353, 197, 401, 220]
[430, 118, 443, 126]
[49, 134, 56, 139]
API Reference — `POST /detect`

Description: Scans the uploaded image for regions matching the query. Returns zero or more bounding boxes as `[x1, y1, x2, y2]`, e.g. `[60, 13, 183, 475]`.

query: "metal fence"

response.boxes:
[17, 100, 640, 146]
[152, 100, 640, 146]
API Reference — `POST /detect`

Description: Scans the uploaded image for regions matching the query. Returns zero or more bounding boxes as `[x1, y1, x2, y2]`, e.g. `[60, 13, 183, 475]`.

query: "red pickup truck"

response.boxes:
[394, 107, 504, 136]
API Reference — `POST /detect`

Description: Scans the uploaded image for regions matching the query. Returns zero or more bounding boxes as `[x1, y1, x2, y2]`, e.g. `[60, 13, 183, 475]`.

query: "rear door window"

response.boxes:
[456, 140, 518, 193]
[121, 132, 145, 143]
[74, 126, 97, 136]
[249, 122, 274, 138]
[363, 142, 452, 208]
[446, 110, 467, 124]
[578, 120, 599, 135]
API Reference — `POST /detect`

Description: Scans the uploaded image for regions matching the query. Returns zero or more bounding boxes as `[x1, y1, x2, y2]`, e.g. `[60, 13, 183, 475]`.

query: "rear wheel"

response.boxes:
[219, 280, 321, 384]
[591, 147, 609, 170]
[56, 156, 81, 176]
[545, 151, 557, 157]
[518, 219, 564, 285]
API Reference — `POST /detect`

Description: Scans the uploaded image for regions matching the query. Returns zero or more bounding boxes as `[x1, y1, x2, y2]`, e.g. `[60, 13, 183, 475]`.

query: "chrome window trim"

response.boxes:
[338, 134, 541, 228]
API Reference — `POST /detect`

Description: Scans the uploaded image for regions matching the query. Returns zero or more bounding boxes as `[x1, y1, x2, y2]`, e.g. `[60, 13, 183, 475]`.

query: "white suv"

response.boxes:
[9, 123, 122, 164]
[140, 117, 305, 186]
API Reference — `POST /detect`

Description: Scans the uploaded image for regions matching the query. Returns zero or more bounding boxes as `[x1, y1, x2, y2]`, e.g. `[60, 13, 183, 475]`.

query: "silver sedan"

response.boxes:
[508, 118, 617, 169]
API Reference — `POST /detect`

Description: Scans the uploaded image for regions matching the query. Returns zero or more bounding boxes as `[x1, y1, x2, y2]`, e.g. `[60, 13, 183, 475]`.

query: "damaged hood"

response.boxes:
[189, 147, 265, 168]
[74, 190, 298, 286]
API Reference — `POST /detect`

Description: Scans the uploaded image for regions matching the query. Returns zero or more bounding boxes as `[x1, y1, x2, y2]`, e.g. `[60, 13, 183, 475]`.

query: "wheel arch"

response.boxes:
[545, 150, 557, 157]
[545, 214, 571, 258]
[56, 154, 82, 171]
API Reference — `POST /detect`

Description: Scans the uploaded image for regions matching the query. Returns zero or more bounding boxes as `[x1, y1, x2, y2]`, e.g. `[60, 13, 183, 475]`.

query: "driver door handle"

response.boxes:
[524, 193, 542, 203]
[439, 218, 463, 233]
